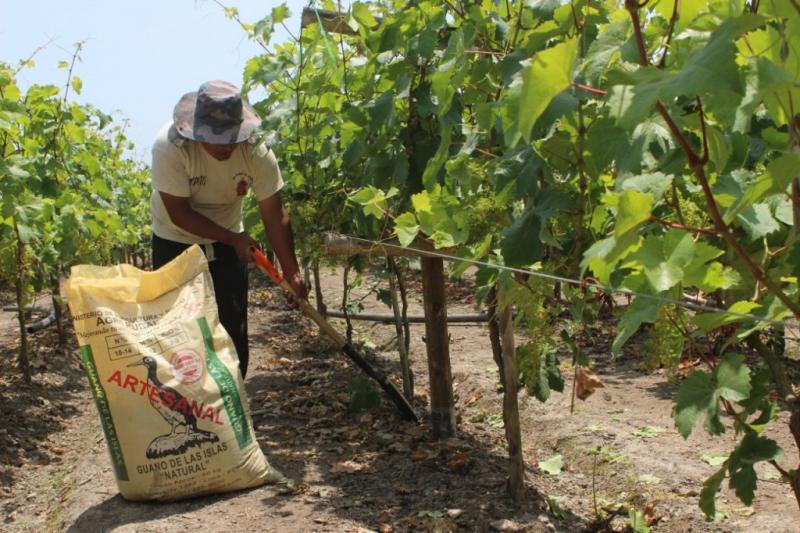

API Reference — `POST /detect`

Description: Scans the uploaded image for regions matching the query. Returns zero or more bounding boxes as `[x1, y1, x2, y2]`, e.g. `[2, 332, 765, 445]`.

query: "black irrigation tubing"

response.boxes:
[337, 234, 796, 329]
[26, 309, 56, 334]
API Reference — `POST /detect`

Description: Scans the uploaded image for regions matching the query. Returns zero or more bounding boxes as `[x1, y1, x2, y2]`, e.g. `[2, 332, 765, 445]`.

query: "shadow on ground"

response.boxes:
[0, 322, 85, 490]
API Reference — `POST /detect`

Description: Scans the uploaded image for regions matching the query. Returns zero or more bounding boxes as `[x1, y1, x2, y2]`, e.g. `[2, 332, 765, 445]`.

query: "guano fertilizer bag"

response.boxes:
[66, 244, 283, 501]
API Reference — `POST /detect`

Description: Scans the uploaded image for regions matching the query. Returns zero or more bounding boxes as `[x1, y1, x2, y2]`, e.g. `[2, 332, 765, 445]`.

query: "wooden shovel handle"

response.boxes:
[250, 247, 418, 422]
[250, 248, 347, 348]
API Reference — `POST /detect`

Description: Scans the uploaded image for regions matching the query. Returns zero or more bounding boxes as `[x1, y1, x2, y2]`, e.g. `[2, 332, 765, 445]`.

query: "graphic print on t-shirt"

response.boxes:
[189, 175, 207, 188]
[233, 172, 253, 197]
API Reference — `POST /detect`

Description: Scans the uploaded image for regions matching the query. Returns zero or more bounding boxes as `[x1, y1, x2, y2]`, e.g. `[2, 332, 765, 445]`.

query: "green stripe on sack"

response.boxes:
[80, 345, 129, 481]
[197, 317, 251, 448]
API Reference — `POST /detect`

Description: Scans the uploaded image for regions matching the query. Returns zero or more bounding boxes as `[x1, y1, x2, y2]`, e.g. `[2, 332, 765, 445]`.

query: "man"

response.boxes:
[150, 80, 307, 378]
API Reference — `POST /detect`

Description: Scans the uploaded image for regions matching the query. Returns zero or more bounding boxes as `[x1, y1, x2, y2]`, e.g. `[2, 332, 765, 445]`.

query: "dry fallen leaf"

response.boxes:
[490, 518, 524, 532]
[394, 483, 414, 494]
[575, 367, 605, 400]
[644, 501, 664, 526]
[409, 447, 429, 462]
[465, 392, 482, 406]
[378, 509, 393, 528]
[330, 459, 366, 474]
[450, 451, 469, 473]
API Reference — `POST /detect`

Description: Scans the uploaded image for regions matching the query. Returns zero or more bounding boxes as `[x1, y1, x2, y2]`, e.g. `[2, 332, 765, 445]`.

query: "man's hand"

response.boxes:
[286, 271, 309, 304]
[231, 232, 260, 263]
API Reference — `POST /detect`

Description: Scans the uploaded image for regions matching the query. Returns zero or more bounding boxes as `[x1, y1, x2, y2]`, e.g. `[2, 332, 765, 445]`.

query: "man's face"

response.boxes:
[200, 142, 238, 161]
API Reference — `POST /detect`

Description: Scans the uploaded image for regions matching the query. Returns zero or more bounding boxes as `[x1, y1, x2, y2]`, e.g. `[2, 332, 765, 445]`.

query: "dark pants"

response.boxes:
[152, 234, 250, 377]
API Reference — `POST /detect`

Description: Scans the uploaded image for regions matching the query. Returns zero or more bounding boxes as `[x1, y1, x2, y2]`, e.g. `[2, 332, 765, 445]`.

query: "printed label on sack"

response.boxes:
[68, 251, 276, 501]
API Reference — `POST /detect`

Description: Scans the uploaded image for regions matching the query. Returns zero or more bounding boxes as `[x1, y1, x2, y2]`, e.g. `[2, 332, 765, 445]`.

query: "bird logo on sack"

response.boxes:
[233, 172, 253, 196]
[127, 355, 219, 459]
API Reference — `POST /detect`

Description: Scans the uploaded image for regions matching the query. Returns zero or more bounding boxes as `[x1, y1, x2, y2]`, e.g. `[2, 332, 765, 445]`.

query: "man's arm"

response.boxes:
[160, 191, 258, 261]
[258, 193, 308, 299]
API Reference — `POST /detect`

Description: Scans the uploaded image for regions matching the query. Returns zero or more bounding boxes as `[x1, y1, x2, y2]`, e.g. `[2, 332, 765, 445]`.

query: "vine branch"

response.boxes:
[625, 0, 650, 66]
[572, 81, 608, 96]
[696, 96, 710, 165]
[649, 216, 716, 235]
[625, 2, 800, 318]
[657, 0, 679, 68]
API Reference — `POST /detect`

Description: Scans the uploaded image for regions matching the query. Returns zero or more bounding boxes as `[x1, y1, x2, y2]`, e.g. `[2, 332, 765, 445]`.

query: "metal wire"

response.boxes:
[337, 234, 795, 328]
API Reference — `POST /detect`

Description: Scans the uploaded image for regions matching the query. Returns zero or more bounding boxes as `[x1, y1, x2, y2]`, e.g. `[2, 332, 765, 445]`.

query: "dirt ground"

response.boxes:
[1, 264, 799, 533]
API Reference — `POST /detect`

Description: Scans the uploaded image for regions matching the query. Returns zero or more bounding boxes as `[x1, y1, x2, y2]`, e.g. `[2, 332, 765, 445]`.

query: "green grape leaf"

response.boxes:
[673, 354, 751, 439]
[585, 118, 631, 173]
[786, 242, 800, 279]
[429, 26, 471, 116]
[352, 2, 377, 28]
[518, 39, 579, 143]
[736, 204, 780, 241]
[581, 232, 643, 285]
[683, 242, 740, 291]
[394, 212, 419, 247]
[684, 262, 740, 292]
[490, 146, 543, 204]
[617, 172, 672, 203]
[673, 370, 717, 438]
[343, 139, 365, 169]
[500, 204, 542, 266]
[411, 186, 469, 247]
[632, 230, 696, 292]
[728, 433, 782, 506]
[0, 159, 30, 181]
[693, 301, 761, 332]
[611, 297, 661, 357]
[609, 15, 764, 129]
[271, 4, 290, 24]
[705, 126, 731, 172]
[16, 222, 38, 243]
[615, 190, 653, 236]
[699, 467, 727, 519]
[422, 126, 452, 190]
[366, 91, 395, 132]
[715, 353, 751, 403]
[735, 153, 800, 215]
[583, 18, 630, 82]
[349, 186, 397, 219]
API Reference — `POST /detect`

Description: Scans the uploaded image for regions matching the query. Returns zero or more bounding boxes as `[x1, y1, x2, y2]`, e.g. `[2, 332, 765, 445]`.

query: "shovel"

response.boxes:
[250, 248, 418, 422]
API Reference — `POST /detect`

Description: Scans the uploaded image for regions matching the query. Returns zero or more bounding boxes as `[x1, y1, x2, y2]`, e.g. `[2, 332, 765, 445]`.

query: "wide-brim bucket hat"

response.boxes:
[173, 80, 260, 144]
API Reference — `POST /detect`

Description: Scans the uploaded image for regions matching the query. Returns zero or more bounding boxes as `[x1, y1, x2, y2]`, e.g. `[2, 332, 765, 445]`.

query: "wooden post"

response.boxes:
[387, 257, 414, 399]
[421, 257, 455, 438]
[499, 292, 524, 503]
[486, 285, 505, 391]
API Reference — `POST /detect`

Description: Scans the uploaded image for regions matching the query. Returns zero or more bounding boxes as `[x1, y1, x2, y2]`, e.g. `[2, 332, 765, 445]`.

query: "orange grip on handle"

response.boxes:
[250, 247, 283, 285]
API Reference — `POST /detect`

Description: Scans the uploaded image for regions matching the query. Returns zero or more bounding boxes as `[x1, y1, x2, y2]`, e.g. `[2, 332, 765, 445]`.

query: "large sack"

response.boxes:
[66, 244, 282, 501]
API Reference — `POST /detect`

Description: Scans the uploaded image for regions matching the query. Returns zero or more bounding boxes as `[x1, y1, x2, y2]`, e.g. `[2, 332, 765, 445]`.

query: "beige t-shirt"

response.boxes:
[150, 122, 284, 244]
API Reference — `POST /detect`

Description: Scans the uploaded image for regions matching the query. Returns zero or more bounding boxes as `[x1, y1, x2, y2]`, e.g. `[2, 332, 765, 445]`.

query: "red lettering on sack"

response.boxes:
[191, 400, 204, 418]
[160, 389, 175, 409]
[173, 397, 190, 416]
[107, 370, 123, 386]
[123, 374, 139, 393]
[104, 370, 224, 426]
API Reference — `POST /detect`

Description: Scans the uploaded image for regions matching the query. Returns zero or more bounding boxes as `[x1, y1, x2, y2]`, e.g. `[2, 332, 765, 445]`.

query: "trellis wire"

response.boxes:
[336, 234, 794, 328]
